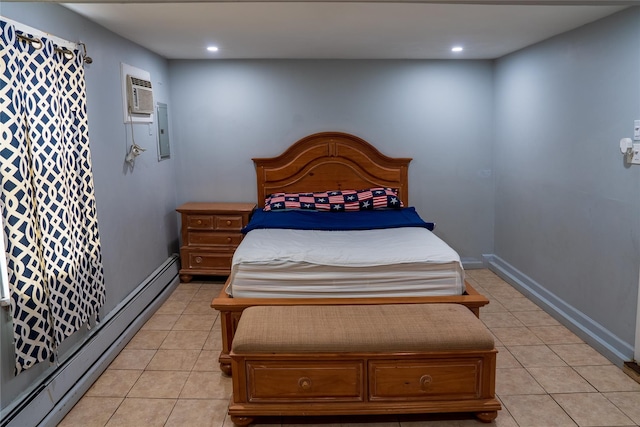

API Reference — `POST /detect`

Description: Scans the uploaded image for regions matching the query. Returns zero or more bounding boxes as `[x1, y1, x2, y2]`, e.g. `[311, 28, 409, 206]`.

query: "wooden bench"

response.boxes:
[228, 303, 501, 425]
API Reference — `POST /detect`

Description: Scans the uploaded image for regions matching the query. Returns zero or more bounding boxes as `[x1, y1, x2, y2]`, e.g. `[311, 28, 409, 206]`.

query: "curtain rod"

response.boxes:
[16, 33, 93, 64]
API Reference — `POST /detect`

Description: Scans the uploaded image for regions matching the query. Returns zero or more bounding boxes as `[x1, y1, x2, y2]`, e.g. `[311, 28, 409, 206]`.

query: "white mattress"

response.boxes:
[227, 227, 465, 298]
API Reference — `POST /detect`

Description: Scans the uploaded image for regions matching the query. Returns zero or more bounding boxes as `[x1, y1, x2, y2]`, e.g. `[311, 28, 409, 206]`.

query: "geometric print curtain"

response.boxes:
[0, 20, 105, 374]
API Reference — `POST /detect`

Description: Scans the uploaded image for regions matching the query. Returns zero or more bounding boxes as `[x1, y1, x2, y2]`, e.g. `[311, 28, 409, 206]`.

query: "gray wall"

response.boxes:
[0, 3, 179, 411]
[169, 60, 495, 263]
[494, 8, 640, 358]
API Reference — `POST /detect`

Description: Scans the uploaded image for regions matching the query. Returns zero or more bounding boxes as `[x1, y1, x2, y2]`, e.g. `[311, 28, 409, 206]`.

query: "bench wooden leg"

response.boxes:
[230, 415, 253, 426]
[219, 360, 232, 376]
[476, 411, 498, 423]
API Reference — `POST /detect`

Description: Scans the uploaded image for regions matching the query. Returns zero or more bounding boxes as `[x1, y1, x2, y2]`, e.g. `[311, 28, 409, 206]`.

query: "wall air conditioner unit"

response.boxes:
[126, 75, 154, 115]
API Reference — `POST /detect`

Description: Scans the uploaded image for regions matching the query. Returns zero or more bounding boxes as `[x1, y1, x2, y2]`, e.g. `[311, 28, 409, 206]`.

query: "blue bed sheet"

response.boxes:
[242, 207, 435, 233]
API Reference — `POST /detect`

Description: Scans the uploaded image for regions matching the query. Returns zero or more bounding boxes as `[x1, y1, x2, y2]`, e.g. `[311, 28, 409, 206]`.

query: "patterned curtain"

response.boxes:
[0, 21, 105, 374]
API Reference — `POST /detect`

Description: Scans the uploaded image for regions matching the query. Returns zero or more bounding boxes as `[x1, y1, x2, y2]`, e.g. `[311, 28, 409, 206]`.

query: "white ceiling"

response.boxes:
[63, 1, 631, 60]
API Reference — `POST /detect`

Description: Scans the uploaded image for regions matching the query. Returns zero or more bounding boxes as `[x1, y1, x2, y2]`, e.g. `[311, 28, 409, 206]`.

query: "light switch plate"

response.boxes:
[632, 143, 640, 164]
[634, 120, 640, 141]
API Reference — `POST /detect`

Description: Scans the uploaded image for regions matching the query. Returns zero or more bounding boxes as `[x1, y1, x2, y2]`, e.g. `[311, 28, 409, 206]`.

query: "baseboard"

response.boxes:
[461, 257, 485, 270]
[484, 254, 633, 367]
[1, 255, 180, 427]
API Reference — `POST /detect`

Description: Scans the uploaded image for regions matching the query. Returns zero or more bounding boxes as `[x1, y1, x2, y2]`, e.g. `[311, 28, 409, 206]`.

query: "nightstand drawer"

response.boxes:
[246, 360, 364, 402]
[186, 215, 245, 231]
[183, 250, 233, 270]
[369, 359, 482, 401]
[188, 215, 214, 230]
[214, 215, 244, 231]
[187, 231, 243, 247]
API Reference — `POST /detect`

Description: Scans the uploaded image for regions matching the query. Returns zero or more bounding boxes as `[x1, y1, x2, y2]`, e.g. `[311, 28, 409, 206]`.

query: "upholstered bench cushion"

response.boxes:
[232, 303, 493, 353]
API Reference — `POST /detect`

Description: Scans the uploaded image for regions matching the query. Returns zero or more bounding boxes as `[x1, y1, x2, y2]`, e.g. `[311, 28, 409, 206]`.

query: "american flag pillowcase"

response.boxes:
[264, 188, 403, 212]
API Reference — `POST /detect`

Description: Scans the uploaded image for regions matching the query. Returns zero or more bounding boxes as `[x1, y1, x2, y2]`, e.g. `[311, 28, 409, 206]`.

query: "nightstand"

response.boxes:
[176, 202, 256, 282]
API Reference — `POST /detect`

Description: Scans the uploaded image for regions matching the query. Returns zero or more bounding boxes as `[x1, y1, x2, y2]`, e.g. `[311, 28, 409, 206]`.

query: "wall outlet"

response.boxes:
[634, 120, 640, 141]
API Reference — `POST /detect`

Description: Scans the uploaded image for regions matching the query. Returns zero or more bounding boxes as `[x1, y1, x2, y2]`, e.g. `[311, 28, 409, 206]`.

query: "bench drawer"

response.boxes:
[369, 359, 482, 401]
[246, 360, 364, 402]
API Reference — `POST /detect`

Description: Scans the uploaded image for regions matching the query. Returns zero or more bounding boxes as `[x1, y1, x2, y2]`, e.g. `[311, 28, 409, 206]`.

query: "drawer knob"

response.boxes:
[195, 256, 203, 264]
[298, 377, 312, 391]
[419, 375, 433, 391]
[226, 237, 232, 243]
[196, 219, 202, 225]
[226, 220, 232, 226]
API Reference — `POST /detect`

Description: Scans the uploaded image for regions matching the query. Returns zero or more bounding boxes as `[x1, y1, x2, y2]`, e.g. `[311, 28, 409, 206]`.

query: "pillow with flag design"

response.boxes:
[264, 188, 403, 212]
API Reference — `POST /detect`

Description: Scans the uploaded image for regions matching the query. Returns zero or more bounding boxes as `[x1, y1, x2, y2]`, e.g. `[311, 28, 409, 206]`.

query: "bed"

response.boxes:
[211, 131, 490, 375]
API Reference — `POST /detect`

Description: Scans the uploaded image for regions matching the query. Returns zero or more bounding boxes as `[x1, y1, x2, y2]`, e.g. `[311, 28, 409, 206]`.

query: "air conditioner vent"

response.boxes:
[126, 74, 154, 115]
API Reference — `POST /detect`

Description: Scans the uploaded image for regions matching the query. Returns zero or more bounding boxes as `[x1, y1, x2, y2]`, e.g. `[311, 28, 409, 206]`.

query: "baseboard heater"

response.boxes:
[1, 255, 180, 427]
[484, 254, 633, 366]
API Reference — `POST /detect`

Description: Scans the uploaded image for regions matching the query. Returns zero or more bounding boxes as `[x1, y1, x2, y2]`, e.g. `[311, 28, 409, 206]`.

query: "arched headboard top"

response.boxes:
[253, 132, 412, 207]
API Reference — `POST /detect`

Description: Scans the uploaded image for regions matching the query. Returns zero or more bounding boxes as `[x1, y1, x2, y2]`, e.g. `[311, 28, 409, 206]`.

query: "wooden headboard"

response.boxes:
[253, 132, 412, 208]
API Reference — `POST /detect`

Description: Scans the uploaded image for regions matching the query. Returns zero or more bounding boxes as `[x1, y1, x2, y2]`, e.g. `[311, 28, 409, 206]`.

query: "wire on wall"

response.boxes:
[125, 107, 147, 166]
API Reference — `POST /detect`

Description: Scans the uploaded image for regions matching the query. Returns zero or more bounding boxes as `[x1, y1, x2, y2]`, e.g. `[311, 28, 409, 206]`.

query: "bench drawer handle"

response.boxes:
[226, 220, 232, 226]
[420, 374, 432, 391]
[298, 377, 312, 391]
[195, 256, 203, 264]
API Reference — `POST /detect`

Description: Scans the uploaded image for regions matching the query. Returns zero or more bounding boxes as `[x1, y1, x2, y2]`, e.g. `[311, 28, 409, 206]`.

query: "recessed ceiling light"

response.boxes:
[207, 46, 219, 52]
[451, 46, 464, 53]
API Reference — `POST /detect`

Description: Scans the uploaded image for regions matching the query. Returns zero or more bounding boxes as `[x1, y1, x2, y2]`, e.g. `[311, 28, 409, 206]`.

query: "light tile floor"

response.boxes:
[58, 269, 640, 427]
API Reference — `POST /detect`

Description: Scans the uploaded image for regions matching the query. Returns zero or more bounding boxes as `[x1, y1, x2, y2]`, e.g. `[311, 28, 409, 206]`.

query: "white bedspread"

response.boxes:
[234, 228, 460, 266]
[227, 228, 465, 298]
